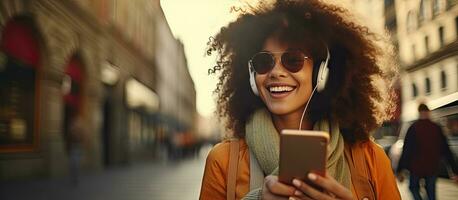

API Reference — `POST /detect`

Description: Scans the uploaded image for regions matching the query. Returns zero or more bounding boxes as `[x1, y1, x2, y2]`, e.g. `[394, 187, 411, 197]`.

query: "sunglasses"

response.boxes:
[248, 50, 310, 74]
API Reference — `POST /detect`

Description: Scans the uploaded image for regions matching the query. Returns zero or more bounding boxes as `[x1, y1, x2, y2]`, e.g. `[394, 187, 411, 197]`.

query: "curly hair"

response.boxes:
[207, 0, 398, 143]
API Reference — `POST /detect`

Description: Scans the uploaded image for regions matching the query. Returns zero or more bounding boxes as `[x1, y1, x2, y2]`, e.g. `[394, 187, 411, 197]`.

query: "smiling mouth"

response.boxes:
[268, 85, 296, 95]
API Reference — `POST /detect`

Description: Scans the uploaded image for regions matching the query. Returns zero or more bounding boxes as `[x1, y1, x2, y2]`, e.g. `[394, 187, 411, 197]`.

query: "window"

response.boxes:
[0, 17, 41, 151]
[425, 77, 431, 94]
[433, 0, 442, 16]
[406, 11, 418, 32]
[455, 16, 458, 38]
[412, 83, 418, 98]
[425, 36, 430, 53]
[433, 0, 439, 15]
[447, 0, 457, 9]
[412, 44, 416, 60]
[419, 0, 429, 23]
[439, 26, 445, 47]
[387, 17, 397, 33]
[440, 70, 447, 89]
[385, 0, 394, 7]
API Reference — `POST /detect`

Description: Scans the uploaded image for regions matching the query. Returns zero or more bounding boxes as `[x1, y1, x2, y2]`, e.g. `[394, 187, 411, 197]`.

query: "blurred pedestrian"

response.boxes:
[397, 103, 458, 200]
[68, 115, 85, 186]
[199, 0, 400, 199]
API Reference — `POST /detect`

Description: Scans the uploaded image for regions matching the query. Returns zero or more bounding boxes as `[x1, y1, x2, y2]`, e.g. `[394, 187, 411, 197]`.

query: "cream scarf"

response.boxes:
[242, 109, 351, 199]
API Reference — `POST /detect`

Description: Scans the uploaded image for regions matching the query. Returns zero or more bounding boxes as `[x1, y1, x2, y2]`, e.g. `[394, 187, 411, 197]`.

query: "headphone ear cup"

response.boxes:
[248, 63, 259, 96]
[316, 46, 331, 92]
[316, 61, 329, 92]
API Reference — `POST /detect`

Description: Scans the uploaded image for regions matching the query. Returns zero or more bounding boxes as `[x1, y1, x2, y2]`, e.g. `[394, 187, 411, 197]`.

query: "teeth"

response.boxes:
[269, 86, 294, 92]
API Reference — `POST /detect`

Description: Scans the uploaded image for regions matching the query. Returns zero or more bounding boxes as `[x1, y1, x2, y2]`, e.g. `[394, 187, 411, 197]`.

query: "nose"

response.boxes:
[269, 55, 288, 78]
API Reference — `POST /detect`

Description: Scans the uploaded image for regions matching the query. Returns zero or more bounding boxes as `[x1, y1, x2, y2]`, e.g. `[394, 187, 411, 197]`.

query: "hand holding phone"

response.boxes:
[278, 129, 329, 189]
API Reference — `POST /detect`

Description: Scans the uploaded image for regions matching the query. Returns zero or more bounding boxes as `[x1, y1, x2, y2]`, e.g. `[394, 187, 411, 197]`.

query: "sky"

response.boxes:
[160, 0, 242, 117]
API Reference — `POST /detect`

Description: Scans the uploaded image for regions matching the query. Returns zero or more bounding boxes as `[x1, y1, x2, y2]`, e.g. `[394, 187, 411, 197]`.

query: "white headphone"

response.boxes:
[248, 46, 330, 96]
[248, 63, 259, 95]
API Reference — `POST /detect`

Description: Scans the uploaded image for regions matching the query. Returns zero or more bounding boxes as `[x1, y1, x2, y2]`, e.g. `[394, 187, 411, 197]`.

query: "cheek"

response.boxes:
[255, 75, 265, 96]
[303, 73, 313, 88]
[254, 74, 266, 89]
[305, 66, 314, 86]
[255, 75, 271, 103]
[297, 67, 313, 87]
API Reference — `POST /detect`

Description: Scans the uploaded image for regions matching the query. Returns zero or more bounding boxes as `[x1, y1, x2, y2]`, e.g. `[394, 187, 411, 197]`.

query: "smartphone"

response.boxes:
[278, 129, 329, 188]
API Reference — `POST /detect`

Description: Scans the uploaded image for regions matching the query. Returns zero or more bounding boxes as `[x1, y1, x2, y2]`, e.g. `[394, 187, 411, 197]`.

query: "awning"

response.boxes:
[402, 92, 458, 122]
[430, 92, 458, 110]
[1, 19, 40, 68]
[125, 79, 159, 113]
[429, 92, 458, 119]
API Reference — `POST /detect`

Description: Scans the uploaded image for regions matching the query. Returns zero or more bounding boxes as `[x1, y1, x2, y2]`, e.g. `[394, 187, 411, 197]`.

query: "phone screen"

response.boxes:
[278, 129, 329, 188]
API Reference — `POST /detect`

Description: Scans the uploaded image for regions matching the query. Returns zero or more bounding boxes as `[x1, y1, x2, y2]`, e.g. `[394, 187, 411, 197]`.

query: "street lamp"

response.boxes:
[61, 74, 72, 95]
[101, 61, 120, 86]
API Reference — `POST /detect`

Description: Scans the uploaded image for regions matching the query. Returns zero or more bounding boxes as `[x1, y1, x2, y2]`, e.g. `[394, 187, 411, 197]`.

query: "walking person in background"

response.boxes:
[200, 0, 401, 199]
[68, 115, 85, 186]
[397, 103, 458, 200]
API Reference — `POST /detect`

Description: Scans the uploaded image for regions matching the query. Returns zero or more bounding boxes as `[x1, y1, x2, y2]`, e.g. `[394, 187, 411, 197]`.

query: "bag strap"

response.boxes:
[344, 143, 376, 200]
[227, 139, 240, 200]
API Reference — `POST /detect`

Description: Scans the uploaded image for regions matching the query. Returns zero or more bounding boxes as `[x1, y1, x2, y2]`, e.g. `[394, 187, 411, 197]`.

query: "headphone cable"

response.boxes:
[299, 84, 318, 130]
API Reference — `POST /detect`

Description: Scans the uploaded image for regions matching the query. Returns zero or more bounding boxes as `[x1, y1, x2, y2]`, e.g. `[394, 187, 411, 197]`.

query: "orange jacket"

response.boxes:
[200, 139, 401, 200]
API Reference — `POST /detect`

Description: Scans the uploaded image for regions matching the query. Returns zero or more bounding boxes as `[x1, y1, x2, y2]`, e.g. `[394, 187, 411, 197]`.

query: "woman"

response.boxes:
[200, 0, 401, 199]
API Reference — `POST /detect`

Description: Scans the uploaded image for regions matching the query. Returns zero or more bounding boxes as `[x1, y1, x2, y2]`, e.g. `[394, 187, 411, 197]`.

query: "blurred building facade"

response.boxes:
[154, 2, 197, 159]
[340, 0, 403, 142]
[343, 0, 458, 140]
[0, 0, 196, 180]
[395, 0, 458, 136]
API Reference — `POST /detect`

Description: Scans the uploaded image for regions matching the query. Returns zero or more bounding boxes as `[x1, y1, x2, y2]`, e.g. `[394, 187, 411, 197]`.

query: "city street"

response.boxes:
[0, 145, 212, 200]
[1, 1, 457, 200]
[1, 144, 458, 200]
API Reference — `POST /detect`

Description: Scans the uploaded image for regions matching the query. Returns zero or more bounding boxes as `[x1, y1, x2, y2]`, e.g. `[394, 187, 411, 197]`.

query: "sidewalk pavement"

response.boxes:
[0, 151, 208, 200]
[397, 178, 458, 200]
[1, 144, 457, 200]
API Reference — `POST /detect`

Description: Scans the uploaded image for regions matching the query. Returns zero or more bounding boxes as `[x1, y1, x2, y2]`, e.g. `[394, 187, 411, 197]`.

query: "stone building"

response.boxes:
[154, 7, 197, 152]
[0, 0, 196, 179]
[395, 0, 457, 135]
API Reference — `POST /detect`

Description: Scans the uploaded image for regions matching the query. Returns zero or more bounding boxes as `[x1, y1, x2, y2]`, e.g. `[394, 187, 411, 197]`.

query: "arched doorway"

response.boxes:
[0, 16, 42, 151]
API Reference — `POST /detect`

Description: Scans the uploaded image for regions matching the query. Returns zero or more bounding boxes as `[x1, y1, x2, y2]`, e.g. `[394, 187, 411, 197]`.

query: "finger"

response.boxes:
[307, 173, 353, 200]
[265, 175, 297, 196]
[292, 178, 334, 200]
[289, 196, 313, 200]
[291, 190, 313, 200]
[290, 196, 315, 200]
[292, 192, 314, 200]
[293, 189, 320, 200]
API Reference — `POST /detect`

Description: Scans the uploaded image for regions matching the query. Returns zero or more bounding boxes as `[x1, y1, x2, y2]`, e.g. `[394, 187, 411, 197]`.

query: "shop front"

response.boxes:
[125, 78, 159, 159]
[0, 16, 42, 153]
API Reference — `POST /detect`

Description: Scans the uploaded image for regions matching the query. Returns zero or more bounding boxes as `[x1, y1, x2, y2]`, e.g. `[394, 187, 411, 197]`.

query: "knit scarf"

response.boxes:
[242, 109, 351, 199]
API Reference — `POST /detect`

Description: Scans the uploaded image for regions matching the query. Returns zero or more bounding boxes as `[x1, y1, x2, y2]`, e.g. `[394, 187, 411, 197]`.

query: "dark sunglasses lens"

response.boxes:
[251, 53, 274, 74]
[282, 51, 305, 72]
